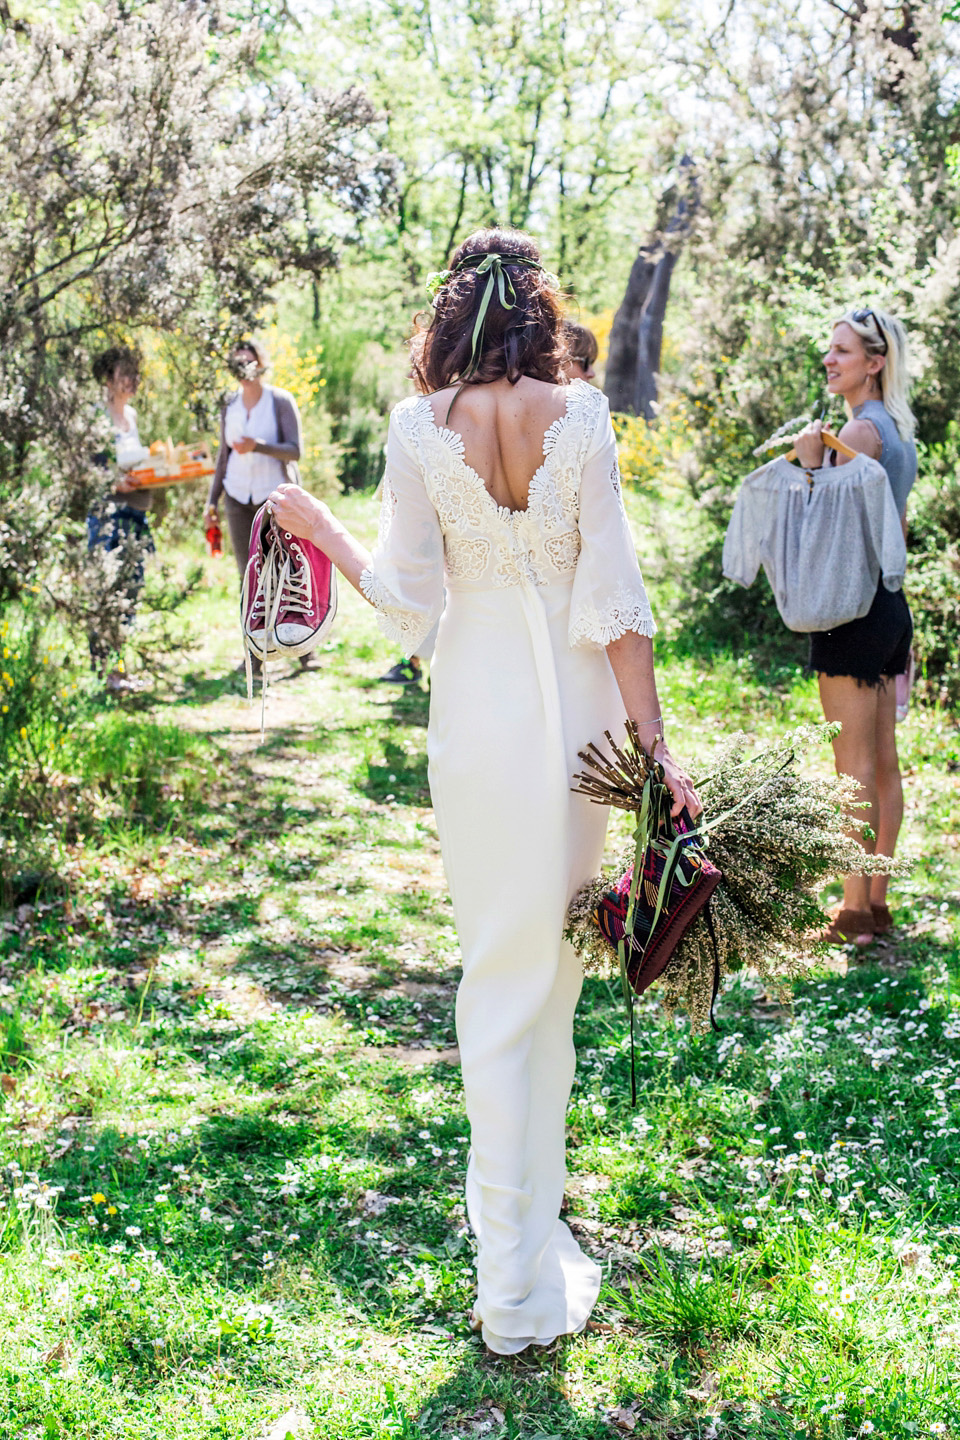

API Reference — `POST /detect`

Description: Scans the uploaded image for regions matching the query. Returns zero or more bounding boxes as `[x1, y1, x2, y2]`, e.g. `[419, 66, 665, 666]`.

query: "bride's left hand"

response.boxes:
[266, 484, 337, 548]
[654, 741, 702, 820]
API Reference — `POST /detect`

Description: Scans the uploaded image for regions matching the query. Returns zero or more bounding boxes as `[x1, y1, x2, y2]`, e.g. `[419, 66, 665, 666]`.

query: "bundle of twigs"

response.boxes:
[565, 722, 906, 1033]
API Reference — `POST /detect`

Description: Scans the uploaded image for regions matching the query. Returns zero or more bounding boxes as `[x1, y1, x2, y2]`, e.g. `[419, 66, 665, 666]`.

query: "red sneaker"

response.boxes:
[241, 504, 337, 729]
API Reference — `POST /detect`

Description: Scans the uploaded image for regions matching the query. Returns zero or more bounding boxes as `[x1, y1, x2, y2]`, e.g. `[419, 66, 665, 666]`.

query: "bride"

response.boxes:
[268, 227, 700, 1354]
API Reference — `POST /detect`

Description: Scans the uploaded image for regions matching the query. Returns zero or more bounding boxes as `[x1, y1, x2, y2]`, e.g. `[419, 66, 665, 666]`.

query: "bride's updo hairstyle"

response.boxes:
[411, 227, 566, 394]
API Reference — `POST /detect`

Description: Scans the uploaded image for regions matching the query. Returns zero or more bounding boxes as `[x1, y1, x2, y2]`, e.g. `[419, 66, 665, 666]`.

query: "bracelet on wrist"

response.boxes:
[631, 717, 666, 760]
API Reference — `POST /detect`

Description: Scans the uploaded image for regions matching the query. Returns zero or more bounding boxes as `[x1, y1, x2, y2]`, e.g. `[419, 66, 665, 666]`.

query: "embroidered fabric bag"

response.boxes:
[594, 804, 721, 1000]
[573, 727, 721, 1098]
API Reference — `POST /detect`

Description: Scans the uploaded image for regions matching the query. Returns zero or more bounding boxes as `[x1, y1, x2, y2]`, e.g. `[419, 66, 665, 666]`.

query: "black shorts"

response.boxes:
[809, 580, 912, 687]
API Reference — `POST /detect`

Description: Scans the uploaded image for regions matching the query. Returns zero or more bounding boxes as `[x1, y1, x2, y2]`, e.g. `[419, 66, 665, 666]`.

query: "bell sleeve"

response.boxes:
[721, 461, 783, 590]
[358, 408, 445, 656]
[568, 396, 656, 648]
[722, 482, 763, 589]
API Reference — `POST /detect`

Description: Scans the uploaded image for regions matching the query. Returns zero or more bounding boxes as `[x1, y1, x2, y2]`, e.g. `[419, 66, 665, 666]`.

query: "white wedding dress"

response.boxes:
[360, 379, 655, 1353]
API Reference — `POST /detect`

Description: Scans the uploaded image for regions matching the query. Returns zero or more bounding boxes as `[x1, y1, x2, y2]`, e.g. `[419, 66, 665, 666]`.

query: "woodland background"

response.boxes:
[1, 3, 960, 1438]
[3, 0, 960, 845]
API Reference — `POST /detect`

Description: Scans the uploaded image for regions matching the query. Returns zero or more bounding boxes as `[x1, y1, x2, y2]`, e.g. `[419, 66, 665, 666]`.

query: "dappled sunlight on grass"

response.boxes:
[1, 510, 959, 1437]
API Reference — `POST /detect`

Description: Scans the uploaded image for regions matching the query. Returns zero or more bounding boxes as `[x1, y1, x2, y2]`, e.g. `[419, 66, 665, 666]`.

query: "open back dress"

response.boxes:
[360, 378, 655, 1353]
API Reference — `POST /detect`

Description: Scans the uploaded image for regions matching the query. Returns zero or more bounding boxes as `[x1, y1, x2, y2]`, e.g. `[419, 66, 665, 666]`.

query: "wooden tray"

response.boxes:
[127, 464, 215, 489]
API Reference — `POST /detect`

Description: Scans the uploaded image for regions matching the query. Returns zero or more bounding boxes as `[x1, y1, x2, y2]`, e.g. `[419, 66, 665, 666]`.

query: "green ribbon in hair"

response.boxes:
[455, 251, 542, 379]
[438, 251, 545, 422]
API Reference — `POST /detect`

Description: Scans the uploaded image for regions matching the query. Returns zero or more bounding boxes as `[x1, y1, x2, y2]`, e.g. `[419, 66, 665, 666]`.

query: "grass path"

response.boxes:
[2, 495, 960, 1439]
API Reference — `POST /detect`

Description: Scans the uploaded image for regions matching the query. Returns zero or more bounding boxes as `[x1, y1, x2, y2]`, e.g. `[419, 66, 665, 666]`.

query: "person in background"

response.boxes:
[378, 653, 424, 685]
[377, 319, 600, 687]
[203, 338, 304, 671]
[793, 307, 917, 945]
[562, 319, 599, 382]
[88, 345, 153, 693]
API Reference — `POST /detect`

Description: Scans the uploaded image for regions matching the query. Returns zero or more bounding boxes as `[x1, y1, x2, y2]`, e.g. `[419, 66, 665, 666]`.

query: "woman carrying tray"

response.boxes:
[793, 309, 917, 945]
[88, 345, 154, 693]
[266, 228, 699, 1354]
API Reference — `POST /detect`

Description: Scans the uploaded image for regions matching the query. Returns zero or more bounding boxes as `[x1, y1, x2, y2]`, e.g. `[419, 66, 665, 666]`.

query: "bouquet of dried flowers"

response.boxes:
[565, 722, 905, 1034]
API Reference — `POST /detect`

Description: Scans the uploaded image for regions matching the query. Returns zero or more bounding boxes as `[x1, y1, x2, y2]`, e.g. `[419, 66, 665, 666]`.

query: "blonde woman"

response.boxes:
[794, 308, 917, 944]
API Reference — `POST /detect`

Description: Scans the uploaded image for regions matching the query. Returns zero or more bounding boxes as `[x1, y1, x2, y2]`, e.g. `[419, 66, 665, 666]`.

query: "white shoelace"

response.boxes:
[247, 544, 314, 624]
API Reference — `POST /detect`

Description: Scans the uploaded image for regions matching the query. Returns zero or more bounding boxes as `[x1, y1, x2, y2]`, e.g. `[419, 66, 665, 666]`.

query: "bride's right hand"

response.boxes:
[267, 484, 339, 549]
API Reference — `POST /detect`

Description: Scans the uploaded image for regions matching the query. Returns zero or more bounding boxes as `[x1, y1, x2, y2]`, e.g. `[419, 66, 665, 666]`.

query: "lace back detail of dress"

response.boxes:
[360, 381, 655, 654]
[394, 381, 604, 591]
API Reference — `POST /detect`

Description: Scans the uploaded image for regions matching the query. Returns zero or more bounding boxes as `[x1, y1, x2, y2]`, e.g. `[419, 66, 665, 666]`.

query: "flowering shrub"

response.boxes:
[0, 599, 94, 903]
[906, 429, 960, 710]
[614, 407, 689, 494]
[0, 0, 391, 653]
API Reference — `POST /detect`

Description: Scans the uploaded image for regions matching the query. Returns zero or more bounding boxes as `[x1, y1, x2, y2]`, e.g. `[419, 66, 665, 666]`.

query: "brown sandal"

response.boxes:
[871, 903, 894, 934]
[820, 907, 875, 946]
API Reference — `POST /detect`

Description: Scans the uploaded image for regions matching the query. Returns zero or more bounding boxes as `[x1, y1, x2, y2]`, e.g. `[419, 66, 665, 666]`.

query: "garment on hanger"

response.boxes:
[722, 452, 906, 633]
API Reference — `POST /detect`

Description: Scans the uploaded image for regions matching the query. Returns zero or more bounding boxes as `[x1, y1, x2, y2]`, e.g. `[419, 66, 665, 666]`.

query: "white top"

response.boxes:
[223, 386, 286, 505]
[359, 381, 655, 655]
[113, 405, 150, 470]
[722, 452, 907, 632]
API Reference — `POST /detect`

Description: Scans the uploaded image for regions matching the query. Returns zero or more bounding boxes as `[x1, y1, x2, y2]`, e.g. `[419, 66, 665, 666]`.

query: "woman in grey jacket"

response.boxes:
[794, 308, 917, 946]
[204, 337, 303, 581]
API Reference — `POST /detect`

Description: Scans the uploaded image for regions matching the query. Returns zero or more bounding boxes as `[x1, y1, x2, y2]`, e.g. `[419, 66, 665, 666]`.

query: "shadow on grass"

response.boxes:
[403, 1350, 627, 1439]
[363, 682, 430, 729]
[165, 666, 250, 707]
[361, 737, 431, 806]
[172, 658, 331, 708]
[32, 1068, 473, 1297]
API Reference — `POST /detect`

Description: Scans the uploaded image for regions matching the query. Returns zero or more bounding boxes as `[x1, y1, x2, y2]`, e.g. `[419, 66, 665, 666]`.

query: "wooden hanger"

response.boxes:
[784, 427, 858, 464]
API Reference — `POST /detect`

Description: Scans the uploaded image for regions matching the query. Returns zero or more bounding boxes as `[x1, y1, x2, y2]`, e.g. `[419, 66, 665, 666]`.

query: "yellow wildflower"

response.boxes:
[92, 1193, 106, 1205]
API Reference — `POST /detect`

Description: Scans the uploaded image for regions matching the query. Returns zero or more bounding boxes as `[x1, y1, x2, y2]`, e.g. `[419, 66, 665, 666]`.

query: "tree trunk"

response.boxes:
[604, 157, 699, 418]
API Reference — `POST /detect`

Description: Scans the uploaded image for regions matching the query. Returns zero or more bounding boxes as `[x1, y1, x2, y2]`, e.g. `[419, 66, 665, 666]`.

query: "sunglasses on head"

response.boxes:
[851, 308, 888, 354]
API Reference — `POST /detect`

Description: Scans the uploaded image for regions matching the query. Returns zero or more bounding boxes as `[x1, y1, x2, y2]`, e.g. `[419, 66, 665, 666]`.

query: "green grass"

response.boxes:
[1, 493, 959, 1438]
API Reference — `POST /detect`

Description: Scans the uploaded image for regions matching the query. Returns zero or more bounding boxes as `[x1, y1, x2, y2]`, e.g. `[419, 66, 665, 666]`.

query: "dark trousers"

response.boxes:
[223, 493, 261, 582]
[86, 503, 154, 663]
